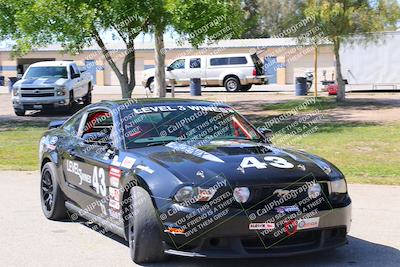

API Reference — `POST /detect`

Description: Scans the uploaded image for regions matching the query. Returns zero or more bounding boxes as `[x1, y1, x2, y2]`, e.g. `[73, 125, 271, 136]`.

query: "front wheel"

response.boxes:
[14, 108, 25, 116]
[224, 77, 241, 92]
[128, 187, 167, 264]
[40, 162, 68, 220]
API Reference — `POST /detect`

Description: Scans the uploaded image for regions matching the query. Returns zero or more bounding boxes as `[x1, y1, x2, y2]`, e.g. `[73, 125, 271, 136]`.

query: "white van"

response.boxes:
[142, 53, 266, 92]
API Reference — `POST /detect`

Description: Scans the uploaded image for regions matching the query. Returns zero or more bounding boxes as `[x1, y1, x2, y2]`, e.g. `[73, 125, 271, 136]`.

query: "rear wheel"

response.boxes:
[14, 108, 25, 116]
[240, 84, 252, 91]
[224, 77, 240, 92]
[128, 187, 167, 264]
[40, 162, 68, 220]
[83, 86, 92, 105]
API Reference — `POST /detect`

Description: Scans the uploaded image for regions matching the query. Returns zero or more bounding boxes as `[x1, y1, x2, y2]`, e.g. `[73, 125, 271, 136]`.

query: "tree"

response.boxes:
[240, 0, 304, 38]
[302, 0, 400, 102]
[2, 0, 156, 98]
[148, 0, 244, 97]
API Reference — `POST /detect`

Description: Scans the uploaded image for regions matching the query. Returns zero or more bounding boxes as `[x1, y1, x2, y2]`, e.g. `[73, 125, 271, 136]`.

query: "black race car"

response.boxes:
[39, 99, 351, 263]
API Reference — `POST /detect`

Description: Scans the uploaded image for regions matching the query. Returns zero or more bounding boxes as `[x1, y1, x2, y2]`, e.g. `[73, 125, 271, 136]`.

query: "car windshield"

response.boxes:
[24, 66, 68, 79]
[122, 105, 263, 149]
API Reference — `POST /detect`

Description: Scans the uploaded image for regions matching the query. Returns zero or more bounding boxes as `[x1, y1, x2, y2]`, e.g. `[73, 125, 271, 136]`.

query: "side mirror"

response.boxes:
[72, 73, 80, 79]
[166, 66, 173, 71]
[48, 120, 65, 129]
[257, 127, 273, 140]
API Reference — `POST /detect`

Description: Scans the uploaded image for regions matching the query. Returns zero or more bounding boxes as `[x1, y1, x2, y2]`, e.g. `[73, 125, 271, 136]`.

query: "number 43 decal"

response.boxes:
[239, 156, 294, 170]
[92, 166, 107, 197]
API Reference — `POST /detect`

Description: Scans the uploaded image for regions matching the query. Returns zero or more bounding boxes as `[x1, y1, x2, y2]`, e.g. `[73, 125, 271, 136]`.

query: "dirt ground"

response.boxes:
[1, 88, 400, 125]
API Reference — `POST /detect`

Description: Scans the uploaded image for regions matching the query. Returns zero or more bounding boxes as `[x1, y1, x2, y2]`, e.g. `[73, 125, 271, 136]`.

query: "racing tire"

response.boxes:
[240, 84, 252, 91]
[14, 108, 25, 116]
[128, 187, 167, 264]
[224, 77, 241, 92]
[40, 162, 68, 220]
[83, 89, 92, 106]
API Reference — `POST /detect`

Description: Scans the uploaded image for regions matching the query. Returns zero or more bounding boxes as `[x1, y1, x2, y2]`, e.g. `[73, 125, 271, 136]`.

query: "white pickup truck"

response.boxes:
[12, 61, 93, 116]
[142, 53, 266, 92]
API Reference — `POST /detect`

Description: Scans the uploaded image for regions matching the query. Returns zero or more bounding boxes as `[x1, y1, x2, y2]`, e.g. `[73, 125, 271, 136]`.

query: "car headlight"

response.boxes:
[174, 186, 216, 203]
[330, 179, 347, 194]
[12, 86, 19, 96]
[233, 187, 250, 203]
[56, 87, 66, 96]
[308, 183, 322, 199]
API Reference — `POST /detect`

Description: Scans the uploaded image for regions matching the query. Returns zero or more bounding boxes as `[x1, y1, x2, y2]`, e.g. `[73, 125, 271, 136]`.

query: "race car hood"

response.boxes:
[15, 77, 68, 87]
[130, 140, 334, 186]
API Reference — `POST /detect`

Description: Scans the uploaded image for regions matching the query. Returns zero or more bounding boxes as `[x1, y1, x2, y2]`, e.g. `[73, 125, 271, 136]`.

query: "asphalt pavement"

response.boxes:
[0, 171, 399, 267]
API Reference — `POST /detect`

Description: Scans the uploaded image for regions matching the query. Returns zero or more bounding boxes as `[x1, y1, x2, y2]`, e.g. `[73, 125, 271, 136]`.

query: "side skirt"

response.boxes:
[65, 201, 126, 239]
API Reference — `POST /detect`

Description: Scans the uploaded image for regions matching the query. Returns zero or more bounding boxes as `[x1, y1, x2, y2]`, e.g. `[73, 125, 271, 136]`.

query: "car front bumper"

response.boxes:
[12, 96, 70, 110]
[160, 202, 351, 258]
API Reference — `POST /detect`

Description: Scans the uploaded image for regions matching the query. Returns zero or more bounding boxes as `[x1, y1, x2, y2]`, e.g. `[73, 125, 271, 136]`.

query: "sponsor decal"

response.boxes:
[273, 189, 298, 198]
[131, 105, 234, 115]
[66, 160, 92, 185]
[275, 205, 300, 213]
[111, 155, 122, 167]
[121, 156, 136, 169]
[136, 165, 155, 174]
[109, 199, 120, 210]
[297, 217, 320, 230]
[166, 142, 224, 163]
[249, 222, 275, 230]
[109, 167, 121, 187]
[109, 187, 120, 202]
[284, 220, 298, 235]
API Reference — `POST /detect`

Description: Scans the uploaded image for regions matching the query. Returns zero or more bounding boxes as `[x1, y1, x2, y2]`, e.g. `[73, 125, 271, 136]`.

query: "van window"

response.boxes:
[170, 59, 185, 70]
[190, 58, 201, 68]
[229, 57, 248, 65]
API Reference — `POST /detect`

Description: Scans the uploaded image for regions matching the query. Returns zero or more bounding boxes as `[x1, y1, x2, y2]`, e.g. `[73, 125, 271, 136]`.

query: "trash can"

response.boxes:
[8, 77, 19, 93]
[190, 78, 201, 96]
[0, 75, 4, 86]
[295, 77, 308, 96]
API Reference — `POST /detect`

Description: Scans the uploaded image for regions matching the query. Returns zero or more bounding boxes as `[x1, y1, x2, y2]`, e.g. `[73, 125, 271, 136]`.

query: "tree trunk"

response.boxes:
[154, 26, 166, 98]
[333, 40, 346, 102]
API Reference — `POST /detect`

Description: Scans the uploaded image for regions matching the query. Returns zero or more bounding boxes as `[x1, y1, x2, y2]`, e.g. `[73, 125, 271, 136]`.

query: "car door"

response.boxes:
[62, 108, 117, 219]
[167, 58, 188, 85]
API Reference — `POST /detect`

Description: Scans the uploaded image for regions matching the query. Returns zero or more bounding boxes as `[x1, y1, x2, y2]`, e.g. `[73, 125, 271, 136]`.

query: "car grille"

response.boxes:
[20, 87, 55, 97]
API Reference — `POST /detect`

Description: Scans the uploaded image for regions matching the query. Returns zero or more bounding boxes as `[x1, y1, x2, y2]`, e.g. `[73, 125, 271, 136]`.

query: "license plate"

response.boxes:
[297, 217, 320, 230]
[249, 222, 275, 230]
[33, 105, 43, 109]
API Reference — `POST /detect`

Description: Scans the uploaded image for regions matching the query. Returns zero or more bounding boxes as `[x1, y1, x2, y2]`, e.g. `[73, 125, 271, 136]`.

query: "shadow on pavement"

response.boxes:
[81, 222, 400, 267]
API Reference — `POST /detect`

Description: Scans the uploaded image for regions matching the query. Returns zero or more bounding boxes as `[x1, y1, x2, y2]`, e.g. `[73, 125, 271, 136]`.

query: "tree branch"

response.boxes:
[92, 28, 124, 81]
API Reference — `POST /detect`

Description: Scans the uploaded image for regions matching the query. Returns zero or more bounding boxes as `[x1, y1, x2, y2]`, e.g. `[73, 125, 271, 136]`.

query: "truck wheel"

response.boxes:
[83, 90, 92, 105]
[224, 77, 240, 92]
[14, 108, 26, 116]
[240, 84, 252, 91]
[128, 187, 167, 264]
[40, 162, 68, 220]
[147, 78, 155, 93]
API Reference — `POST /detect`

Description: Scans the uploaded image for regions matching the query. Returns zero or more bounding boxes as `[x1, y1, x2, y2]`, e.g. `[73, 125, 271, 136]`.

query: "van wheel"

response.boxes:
[240, 84, 252, 91]
[224, 77, 240, 92]
[14, 108, 26, 116]
[128, 187, 167, 264]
